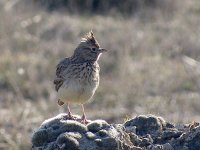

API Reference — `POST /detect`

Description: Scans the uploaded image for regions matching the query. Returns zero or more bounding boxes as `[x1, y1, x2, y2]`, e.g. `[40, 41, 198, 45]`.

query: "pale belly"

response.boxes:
[57, 79, 98, 104]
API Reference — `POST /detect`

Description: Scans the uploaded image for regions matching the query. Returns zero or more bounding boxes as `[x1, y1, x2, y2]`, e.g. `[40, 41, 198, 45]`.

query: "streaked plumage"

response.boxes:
[54, 31, 106, 123]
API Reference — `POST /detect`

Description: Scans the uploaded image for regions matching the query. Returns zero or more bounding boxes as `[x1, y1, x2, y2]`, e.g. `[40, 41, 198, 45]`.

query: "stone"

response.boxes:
[31, 114, 200, 150]
[87, 120, 110, 133]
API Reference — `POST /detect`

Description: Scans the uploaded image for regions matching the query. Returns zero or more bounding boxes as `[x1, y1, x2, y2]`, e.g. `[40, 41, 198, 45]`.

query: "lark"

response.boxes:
[54, 31, 107, 123]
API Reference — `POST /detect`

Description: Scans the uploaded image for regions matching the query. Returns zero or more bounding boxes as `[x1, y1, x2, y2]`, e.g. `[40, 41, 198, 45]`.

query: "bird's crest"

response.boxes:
[79, 31, 100, 48]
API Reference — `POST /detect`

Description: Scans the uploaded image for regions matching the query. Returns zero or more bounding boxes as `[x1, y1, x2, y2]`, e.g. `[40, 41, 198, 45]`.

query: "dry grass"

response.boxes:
[0, 0, 200, 149]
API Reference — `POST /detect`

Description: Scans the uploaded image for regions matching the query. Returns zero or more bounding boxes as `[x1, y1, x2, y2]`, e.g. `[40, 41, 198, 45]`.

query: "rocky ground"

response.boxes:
[31, 114, 200, 150]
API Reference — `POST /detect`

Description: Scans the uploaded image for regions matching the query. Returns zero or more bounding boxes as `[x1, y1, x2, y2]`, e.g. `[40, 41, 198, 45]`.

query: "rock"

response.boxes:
[31, 114, 134, 150]
[87, 120, 110, 133]
[147, 143, 174, 150]
[56, 132, 80, 150]
[85, 132, 96, 140]
[172, 125, 200, 150]
[124, 115, 165, 136]
[31, 129, 48, 147]
[31, 114, 200, 150]
[163, 143, 174, 150]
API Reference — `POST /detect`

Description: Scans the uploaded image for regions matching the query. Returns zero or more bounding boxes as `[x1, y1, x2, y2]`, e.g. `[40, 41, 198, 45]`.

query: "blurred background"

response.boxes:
[0, 0, 200, 149]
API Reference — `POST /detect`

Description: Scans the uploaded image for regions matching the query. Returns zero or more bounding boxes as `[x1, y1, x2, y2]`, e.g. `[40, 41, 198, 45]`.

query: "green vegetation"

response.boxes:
[0, 0, 200, 149]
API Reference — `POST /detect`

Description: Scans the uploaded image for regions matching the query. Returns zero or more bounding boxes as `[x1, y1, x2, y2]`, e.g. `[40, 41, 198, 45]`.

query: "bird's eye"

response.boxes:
[91, 48, 96, 52]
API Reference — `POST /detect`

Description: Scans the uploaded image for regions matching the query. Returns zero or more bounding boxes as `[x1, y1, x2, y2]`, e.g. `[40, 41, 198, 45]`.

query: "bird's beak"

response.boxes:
[99, 48, 108, 53]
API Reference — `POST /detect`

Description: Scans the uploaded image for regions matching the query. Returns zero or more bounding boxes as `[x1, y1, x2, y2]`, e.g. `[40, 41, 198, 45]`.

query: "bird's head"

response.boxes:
[73, 31, 107, 62]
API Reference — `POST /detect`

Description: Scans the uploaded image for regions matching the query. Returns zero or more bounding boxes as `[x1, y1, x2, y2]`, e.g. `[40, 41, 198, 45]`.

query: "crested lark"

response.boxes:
[54, 31, 107, 123]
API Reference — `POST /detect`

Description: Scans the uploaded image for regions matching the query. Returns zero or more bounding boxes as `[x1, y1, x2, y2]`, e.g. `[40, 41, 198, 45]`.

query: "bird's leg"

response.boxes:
[67, 103, 74, 119]
[81, 104, 88, 124]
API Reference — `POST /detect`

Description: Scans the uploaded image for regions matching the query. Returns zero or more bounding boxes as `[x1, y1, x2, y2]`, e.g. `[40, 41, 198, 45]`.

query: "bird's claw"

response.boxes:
[81, 115, 89, 124]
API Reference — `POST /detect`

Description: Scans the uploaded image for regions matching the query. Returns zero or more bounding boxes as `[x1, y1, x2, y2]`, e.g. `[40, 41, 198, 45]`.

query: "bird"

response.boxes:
[54, 31, 107, 124]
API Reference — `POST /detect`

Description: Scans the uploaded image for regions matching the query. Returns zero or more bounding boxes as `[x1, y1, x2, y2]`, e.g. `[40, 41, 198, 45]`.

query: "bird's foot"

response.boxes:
[81, 115, 89, 124]
[66, 111, 78, 120]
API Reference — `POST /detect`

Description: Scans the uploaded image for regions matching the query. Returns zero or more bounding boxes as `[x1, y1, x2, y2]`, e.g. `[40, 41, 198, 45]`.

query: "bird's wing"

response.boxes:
[54, 58, 71, 91]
